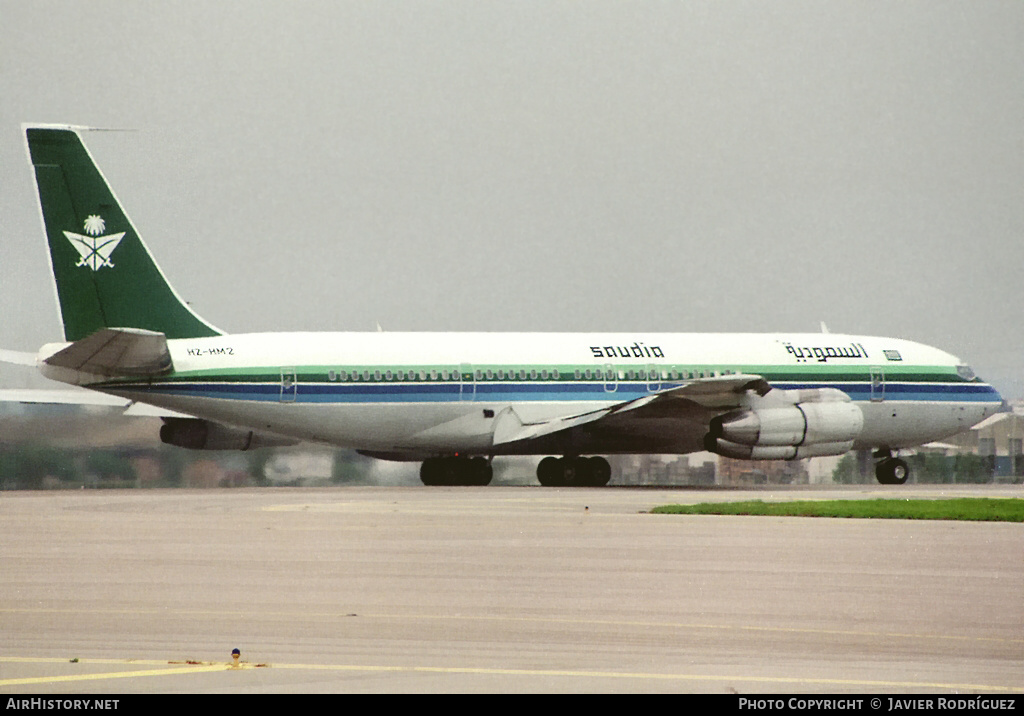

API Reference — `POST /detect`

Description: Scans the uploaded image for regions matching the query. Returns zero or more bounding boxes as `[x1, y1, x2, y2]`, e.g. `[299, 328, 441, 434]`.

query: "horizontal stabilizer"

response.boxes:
[43, 327, 173, 377]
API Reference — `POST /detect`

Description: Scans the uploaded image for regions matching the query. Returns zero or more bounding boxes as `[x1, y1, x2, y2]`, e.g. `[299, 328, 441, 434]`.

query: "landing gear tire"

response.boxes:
[468, 457, 493, 486]
[535, 456, 612, 487]
[875, 457, 909, 485]
[420, 456, 493, 486]
[537, 456, 562, 486]
[584, 457, 612, 487]
[420, 458, 443, 486]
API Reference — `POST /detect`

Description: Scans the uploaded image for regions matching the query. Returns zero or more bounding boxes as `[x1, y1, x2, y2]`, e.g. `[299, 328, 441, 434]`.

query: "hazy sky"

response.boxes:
[1, 1, 1022, 398]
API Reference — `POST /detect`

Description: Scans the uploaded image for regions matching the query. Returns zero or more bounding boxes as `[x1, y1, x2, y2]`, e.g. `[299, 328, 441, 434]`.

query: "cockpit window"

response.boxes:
[956, 365, 976, 381]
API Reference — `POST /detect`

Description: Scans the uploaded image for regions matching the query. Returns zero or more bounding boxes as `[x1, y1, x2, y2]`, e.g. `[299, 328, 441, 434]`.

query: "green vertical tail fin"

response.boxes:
[25, 125, 223, 341]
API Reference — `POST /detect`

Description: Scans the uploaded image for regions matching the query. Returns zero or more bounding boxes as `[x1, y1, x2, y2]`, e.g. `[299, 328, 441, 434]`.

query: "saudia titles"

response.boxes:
[588, 342, 875, 363]
[589, 342, 665, 359]
[783, 341, 869, 363]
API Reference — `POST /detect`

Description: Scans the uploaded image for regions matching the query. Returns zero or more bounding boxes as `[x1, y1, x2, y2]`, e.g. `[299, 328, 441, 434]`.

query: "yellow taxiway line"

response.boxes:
[1, 656, 1021, 692]
[0, 658, 239, 687]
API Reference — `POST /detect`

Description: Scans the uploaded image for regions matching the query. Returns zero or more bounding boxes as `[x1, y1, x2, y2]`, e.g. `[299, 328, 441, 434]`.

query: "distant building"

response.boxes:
[610, 453, 715, 486]
[935, 411, 1024, 479]
[716, 455, 808, 486]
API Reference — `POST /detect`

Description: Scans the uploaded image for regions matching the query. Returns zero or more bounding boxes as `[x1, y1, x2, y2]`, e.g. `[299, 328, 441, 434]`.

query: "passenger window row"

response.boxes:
[323, 367, 731, 382]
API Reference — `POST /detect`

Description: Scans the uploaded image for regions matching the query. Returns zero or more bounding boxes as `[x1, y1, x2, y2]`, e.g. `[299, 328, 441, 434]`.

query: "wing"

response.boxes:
[491, 374, 770, 454]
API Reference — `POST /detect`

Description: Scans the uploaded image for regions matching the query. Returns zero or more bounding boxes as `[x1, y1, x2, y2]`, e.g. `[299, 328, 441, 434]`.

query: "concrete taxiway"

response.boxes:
[1, 485, 1021, 693]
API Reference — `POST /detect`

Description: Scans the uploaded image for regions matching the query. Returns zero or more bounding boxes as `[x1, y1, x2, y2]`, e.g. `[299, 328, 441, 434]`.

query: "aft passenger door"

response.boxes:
[870, 367, 885, 402]
[280, 367, 297, 402]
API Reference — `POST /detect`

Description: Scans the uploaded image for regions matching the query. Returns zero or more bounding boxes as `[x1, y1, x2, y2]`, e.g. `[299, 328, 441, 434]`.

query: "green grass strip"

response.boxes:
[650, 498, 1024, 522]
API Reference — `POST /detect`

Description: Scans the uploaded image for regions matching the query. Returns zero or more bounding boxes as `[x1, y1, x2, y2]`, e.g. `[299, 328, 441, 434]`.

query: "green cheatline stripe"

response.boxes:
[650, 498, 1024, 522]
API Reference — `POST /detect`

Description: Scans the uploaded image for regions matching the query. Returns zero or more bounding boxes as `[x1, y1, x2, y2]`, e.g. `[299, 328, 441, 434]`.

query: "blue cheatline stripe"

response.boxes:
[774, 382, 1002, 403]
[109, 380, 1001, 405]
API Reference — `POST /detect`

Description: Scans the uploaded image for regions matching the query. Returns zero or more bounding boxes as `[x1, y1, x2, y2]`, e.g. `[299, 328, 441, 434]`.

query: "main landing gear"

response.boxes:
[419, 455, 612, 487]
[536, 456, 612, 487]
[874, 450, 910, 485]
[420, 456, 493, 486]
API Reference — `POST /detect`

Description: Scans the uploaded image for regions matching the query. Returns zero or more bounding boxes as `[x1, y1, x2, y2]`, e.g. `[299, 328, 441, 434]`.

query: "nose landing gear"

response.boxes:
[874, 450, 910, 485]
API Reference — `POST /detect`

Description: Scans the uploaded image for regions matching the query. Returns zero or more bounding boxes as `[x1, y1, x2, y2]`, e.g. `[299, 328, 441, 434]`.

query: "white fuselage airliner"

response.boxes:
[5, 125, 1004, 487]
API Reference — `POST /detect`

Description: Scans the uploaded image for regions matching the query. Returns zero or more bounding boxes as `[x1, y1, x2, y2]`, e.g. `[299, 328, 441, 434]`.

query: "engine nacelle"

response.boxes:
[710, 401, 863, 448]
[706, 393, 863, 460]
[160, 418, 298, 451]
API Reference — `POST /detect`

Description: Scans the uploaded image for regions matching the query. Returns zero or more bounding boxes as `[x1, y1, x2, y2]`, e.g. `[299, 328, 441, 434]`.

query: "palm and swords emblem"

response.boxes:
[63, 215, 125, 271]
